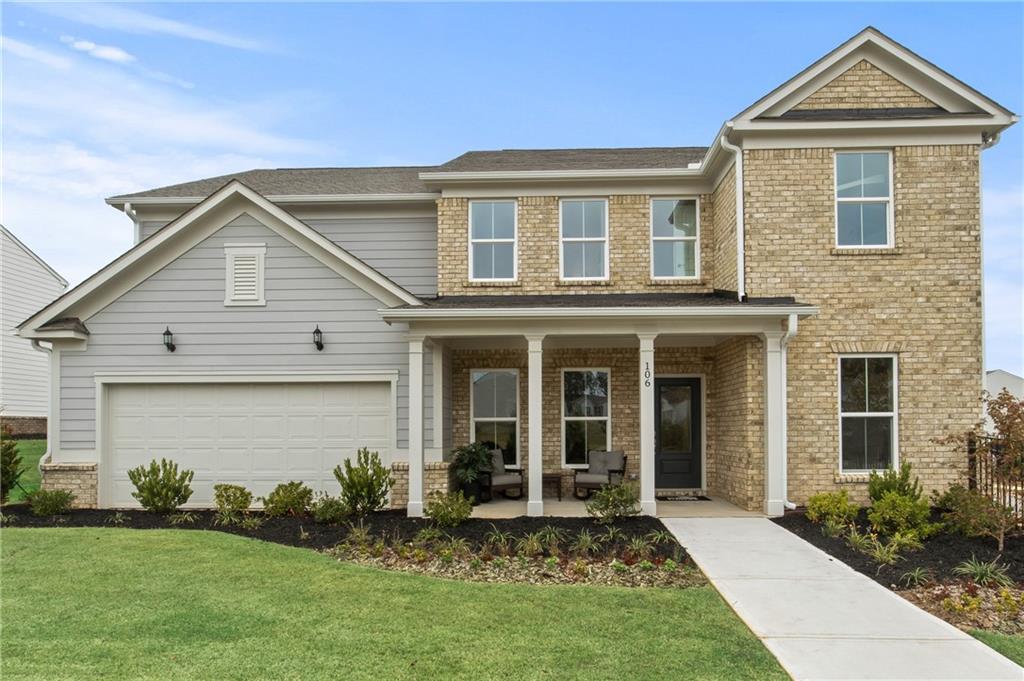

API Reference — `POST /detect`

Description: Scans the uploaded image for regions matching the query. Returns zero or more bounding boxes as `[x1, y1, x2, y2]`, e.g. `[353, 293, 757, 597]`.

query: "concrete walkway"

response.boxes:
[663, 518, 1023, 681]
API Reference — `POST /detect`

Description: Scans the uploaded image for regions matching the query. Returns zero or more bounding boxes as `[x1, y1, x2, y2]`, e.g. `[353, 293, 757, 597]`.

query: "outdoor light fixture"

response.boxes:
[163, 327, 176, 352]
[313, 325, 324, 351]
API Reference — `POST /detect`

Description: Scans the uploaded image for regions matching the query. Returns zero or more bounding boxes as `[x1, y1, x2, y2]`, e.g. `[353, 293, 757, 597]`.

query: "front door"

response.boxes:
[654, 377, 702, 489]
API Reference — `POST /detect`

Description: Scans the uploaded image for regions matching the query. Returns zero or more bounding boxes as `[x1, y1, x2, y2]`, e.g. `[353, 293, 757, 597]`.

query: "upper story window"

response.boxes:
[839, 355, 898, 473]
[469, 200, 517, 281]
[835, 151, 893, 248]
[651, 198, 699, 279]
[224, 243, 266, 306]
[560, 199, 608, 280]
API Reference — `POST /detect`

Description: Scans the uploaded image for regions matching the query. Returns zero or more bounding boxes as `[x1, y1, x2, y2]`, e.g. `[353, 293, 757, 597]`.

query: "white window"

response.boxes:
[835, 151, 893, 248]
[469, 201, 517, 281]
[224, 243, 266, 306]
[562, 368, 611, 467]
[470, 369, 519, 466]
[560, 199, 608, 280]
[839, 355, 898, 472]
[651, 198, 699, 278]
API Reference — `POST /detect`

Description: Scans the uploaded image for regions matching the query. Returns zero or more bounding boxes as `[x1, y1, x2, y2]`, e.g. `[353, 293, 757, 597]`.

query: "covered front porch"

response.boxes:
[381, 294, 817, 518]
[471, 495, 764, 519]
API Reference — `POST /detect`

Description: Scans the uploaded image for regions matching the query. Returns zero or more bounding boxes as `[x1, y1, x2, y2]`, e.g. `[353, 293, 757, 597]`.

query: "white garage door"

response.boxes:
[104, 382, 391, 508]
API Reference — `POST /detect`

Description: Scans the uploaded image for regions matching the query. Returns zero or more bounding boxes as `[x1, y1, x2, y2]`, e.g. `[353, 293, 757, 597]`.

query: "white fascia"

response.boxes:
[379, 305, 818, 322]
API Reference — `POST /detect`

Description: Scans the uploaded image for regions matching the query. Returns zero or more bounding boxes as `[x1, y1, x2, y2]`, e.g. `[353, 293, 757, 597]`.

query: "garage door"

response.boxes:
[104, 382, 391, 508]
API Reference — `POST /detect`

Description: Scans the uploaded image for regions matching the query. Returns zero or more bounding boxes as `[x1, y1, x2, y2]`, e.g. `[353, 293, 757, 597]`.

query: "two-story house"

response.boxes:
[20, 28, 1016, 516]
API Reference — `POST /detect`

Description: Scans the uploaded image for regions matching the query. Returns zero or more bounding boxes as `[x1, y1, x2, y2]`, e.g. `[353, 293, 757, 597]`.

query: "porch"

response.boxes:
[381, 293, 818, 518]
[471, 495, 764, 519]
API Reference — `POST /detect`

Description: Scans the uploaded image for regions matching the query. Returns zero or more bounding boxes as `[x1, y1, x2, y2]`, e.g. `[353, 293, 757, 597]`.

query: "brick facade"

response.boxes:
[40, 461, 98, 509]
[793, 60, 937, 110]
[389, 461, 451, 509]
[743, 145, 981, 504]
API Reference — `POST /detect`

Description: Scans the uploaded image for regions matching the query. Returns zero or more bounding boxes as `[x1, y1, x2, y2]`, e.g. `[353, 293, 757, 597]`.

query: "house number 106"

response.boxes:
[643, 362, 651, 387]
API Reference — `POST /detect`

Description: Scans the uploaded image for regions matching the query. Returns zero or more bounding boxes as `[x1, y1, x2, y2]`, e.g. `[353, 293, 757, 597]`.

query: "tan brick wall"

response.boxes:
[744, 145, 981, 504]
[389, 462, 451, 509]
[711, 164, 738, 292]
[40, 462, 98, 509]
[793, 60, 937, 110]
[436, 195, 716, 296]
[0, 416, 47, 438]
[449, 343, 763, 509]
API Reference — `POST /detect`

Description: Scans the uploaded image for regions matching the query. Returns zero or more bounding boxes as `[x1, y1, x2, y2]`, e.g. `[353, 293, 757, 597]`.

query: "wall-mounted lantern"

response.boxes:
[163, 327, 176, 352]
[313, 325, 324, 351]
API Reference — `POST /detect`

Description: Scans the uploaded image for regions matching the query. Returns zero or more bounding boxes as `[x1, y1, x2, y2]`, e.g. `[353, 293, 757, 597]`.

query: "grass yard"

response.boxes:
[0, 528, 786, 681]
[971, 631, 1024, 667]
[8, 440, 45, 502]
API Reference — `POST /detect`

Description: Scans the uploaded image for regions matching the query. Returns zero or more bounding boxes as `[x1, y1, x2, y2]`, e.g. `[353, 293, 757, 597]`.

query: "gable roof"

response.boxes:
[1, 225, 68, 287]
[435, 147, 707, 173]
[734, 27, 1017, 126]
[20, 181, 422, 338]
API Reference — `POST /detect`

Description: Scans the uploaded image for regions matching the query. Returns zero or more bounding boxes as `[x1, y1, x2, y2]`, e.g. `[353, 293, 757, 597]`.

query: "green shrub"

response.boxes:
[27, 489, 74, 516]
[900, 567, 934, 588]
[953, 556, 1013, 587]
[867, 490, 935, 538]
[213, 484, 252, 522]
[310, 493, 348, 524]
[261, 481, 313, 517]
[868, 462, 922, 503]
[585, 483, 640, 524]
[0, 427, 24, 503]
[333, 448, 391, 517]
[126, 459, 194, 512]
[806, 490, 858, 525]
[423, 490, 472, 528]
[939, 484, 1018, 552]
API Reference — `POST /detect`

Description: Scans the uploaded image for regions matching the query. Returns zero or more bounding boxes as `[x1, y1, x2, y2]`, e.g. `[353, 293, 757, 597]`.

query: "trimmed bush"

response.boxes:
[333, 448, 391, 517]
[867, 490, 935, 538]
[27, 489, 74, 516]
[213, 484, 252, 519]
[127, 458, 194, 512]
[585, 483, 640, 524]
[424, 490, 472, 528]
[261, 481, 313, 517]
[311, 493, 348, 524]
[939, 484, 1018, 552]
[868, 462, 922, 503]
[806, 490, 858, 525]
[0, 426, 24, 503]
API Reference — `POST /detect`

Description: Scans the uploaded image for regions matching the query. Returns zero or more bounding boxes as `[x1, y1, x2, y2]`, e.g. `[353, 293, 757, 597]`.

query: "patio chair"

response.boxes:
[573, 450, 627, 499]
[482, 449, 524, 499]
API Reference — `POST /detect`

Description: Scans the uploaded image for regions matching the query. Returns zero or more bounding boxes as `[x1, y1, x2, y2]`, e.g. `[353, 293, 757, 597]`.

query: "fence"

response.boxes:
[967, 434, 1023, 526]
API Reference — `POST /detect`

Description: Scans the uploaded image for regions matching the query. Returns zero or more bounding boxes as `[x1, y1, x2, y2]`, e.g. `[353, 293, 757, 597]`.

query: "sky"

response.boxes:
[1, 2, 1022, 373]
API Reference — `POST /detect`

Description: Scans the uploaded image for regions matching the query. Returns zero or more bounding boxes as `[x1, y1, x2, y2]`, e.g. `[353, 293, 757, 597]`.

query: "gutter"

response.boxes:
[379, 304, 818, 322]
[719, 126, 747, 301]
[780, 314, 798, 511]
[123, 202, 140, 244]
[28, 341, 54, 471]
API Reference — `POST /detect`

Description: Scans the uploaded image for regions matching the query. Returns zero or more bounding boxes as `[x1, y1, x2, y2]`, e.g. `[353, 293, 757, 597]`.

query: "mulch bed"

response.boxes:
[901, 583, 1024, 635]
[773, 509, 1024, 587]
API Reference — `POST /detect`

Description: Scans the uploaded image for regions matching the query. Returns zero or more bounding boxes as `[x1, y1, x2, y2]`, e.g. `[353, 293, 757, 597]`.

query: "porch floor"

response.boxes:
[471, 495, 763, 519]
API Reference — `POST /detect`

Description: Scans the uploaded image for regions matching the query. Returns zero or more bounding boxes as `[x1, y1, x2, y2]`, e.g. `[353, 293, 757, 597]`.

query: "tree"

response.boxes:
[0, 425, 24, 503]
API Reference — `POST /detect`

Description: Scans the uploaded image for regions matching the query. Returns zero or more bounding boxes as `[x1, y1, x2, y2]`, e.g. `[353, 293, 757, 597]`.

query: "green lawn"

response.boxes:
[1, 528, 786, 681]
[8, 440, 45, 502]
[972, 630, 1024, 667]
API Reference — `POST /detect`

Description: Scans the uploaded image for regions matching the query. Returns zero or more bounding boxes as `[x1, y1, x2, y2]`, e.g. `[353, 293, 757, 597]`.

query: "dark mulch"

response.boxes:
[0, 504, 681, 561]
[773, 510, 1024, 587]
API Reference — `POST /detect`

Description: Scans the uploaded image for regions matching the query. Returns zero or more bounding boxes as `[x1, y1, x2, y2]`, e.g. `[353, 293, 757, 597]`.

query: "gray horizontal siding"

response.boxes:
[140, 214, 438, 297]
[61, 213, 432, 454]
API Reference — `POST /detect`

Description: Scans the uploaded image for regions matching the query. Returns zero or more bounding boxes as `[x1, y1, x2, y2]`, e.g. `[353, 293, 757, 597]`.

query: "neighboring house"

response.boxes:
[1, 226, 68, 437]
[985, 369, 1023, 432]
[18, 28, 1018, 515]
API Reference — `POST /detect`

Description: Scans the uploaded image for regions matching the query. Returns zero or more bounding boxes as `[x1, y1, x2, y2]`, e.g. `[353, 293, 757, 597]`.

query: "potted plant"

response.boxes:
[450, 442, 493, 505]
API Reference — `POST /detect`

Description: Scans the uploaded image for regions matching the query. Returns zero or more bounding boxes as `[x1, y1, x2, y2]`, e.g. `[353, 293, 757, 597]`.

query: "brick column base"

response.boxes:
[390, 462, 451, 510]
[40, 461, 99, 509]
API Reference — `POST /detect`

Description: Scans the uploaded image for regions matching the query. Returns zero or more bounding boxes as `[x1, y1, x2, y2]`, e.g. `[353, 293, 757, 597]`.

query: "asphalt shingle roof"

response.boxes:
[433, 147, 708, 172]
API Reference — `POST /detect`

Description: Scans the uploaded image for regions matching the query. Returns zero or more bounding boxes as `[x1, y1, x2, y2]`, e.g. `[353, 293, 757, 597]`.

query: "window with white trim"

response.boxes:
[562, 369, 610, 466]
[471, 369, 518, 466]
[469, 201, 516, 281]
[224, 244, 266, 306]
[560, 199, 608, 280]
[651, 198, 699, 278]
[835, 151, 892, 247]
[839, 355, 897, 472]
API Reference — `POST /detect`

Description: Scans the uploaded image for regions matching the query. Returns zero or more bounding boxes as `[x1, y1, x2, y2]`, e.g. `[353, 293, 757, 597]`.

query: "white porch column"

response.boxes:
[763, 331, 786, 517]
[526, 335, 545, 517]
[638, 333, 657, 516]
[430, 341, 444, 459]
[407, 336, 425, 517]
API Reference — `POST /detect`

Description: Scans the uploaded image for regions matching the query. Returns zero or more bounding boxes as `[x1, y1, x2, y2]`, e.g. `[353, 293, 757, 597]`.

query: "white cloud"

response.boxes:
[29, 3, 268, 51]
[60, 35, 136, 64]
[0, 35, 71, 69]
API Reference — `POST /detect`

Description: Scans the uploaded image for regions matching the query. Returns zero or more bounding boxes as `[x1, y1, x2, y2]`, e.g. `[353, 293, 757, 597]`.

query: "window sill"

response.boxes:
[830, 247, 902, 257]
[834, 473, 871, 484]
[463, 280, 521, 288]
[555, 279, 613, 287]
[648, 278, 706, 287]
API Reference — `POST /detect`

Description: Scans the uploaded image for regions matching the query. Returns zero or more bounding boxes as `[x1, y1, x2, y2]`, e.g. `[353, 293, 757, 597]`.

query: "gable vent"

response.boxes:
[224, 244, 266, 306]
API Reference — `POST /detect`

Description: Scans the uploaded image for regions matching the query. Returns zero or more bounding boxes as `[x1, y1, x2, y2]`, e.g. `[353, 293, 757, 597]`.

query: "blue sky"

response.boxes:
[2, 2, 1021, 372]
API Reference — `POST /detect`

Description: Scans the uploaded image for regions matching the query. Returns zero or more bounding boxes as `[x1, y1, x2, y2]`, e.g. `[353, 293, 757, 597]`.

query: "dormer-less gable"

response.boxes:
[790, 59, 939, 111]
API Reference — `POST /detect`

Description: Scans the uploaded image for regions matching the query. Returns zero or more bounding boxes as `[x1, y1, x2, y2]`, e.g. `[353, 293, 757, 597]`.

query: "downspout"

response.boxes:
[123, 201, 141, 244]
[780, 314, 798, 510]
[29, 340, 54, 471]
[719, 125, 746, 301]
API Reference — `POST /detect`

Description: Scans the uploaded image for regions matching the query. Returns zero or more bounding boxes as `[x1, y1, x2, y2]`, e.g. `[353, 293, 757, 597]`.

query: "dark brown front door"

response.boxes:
[654, 377, 702, 488]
